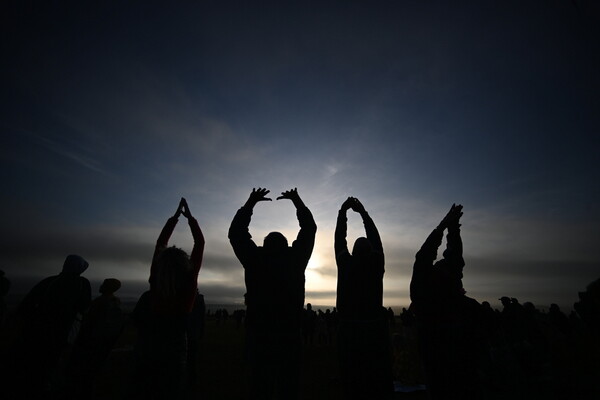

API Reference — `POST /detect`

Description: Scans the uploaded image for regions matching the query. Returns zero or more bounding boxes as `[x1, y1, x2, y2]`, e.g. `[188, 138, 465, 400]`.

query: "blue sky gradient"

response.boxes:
[1, 1, 599, 309]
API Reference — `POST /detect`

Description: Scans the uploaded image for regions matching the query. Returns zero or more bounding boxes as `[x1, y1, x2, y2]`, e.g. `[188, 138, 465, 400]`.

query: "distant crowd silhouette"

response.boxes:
[0, 189, 599, 400]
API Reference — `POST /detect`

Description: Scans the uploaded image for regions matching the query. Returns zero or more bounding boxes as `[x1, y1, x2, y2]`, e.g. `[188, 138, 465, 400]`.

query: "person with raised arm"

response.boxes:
[132, 198, 205, 400]
[229, 187, 316, 400]
[410, 204, 485, 400]
[335, 197, 393, 400]
[410, 204, 465, 312]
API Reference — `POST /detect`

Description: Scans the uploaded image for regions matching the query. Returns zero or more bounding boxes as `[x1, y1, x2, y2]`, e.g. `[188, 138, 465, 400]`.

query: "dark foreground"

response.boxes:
[2, 312, 599, 400]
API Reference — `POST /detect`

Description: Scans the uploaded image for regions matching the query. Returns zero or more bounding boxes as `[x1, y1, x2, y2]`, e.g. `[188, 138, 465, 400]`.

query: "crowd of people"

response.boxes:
[0, 189, 598, 400]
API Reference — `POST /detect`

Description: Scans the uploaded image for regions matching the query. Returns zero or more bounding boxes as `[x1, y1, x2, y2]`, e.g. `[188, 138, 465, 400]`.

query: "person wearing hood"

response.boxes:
[9, 255, 91, 399]
[334, 197, 393, 400]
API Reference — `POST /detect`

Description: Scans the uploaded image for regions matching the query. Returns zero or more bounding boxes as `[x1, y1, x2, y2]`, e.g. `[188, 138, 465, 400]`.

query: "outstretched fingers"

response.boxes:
[277, 187, 298, 200]
[251, 187, 272, 202]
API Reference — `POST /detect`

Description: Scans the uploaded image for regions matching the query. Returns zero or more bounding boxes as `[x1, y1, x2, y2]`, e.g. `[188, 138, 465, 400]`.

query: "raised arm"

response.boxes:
[443, 204, 465, 271]
[179, 198, 205, 312]
[228, 188, 271, 265]
[278, 188, 317, 264]
[410, 211, 445, 305]
[180, 198, 205, 276]
[415, 204, 463, 266]
[334, 197, 353, 259]
[150, 199, 184, 280]
[352, 198, 383, 255]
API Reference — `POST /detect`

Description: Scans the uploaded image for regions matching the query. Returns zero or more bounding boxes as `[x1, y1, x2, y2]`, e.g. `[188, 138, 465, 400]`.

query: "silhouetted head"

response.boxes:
[263, 232, 288, 253]
[523, 302, 536, 313]
[352, 237, 373, 257]
[433, 258, 464, 296]
[306, 303, 312, 311]
[586, 278, 600, 299]
[154, 246, 191, 300]
[61, 254, 89, 276]
[100, 278, 121, 295]
[499, 296, 511, 307]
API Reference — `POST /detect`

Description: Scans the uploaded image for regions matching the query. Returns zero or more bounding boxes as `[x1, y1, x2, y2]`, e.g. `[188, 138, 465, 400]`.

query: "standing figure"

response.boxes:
[409, 204, 484, 399]
[10, 255, 91, 400]
[66, 278, 123, 399]
[185, 290, 205, 387]
[229, 187, 316, 400]
[335, 197, 393, 399]
[132, 198, 204, 400]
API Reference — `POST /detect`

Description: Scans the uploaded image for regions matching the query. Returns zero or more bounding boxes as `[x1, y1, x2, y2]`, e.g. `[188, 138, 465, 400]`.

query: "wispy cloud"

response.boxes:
[35, 134, 106, 174]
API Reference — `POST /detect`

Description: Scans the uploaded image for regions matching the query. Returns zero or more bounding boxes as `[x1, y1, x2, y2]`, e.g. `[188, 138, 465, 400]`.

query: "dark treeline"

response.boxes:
[0, 191, 599, 400]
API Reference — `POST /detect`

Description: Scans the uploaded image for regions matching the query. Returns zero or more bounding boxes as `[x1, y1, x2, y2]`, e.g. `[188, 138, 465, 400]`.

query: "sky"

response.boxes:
[1, 1, 599, 310]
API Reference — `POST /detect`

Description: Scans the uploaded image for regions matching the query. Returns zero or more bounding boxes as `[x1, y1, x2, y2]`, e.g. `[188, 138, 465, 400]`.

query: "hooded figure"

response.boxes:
[9, 255, 91, 399]
[18, 254, 91, 343]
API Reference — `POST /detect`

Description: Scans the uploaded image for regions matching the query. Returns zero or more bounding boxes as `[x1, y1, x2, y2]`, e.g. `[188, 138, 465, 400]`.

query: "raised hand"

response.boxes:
[439, 204, 463, 229]
[174, 198, 185, 218]
[341, 197, 354, 211]
[277, 188, 300, 201]
[181, 197, 193, 219]
[350, 197, 366, 214]
[246, 188, 272, 208]
[277, 188, 307, 209]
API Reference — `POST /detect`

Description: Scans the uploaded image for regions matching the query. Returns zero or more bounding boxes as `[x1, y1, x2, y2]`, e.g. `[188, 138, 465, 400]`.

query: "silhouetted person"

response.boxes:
[233, 308, 246, 329]
[574, 278, 600, 337]
[132, 198, 205, 400]
[410, 204, 484, 400]
[186, 290, 205, 387]
[499, 296, 528, 346]
[65, 278, 123, 399]
[400, 307, 416, 328]
[335, 197, 393, 399]
[302, 303, 317, 345]
[229, 187, 316, 400]
[548, 303, 571, 337]
[387, 307, 396, 328]
[0, 270, 10, 330]
[10, 255, 91, 400]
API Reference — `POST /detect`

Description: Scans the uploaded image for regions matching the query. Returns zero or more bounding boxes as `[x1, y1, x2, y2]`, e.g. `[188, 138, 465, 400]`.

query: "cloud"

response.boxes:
[32, 133, 106, 174]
